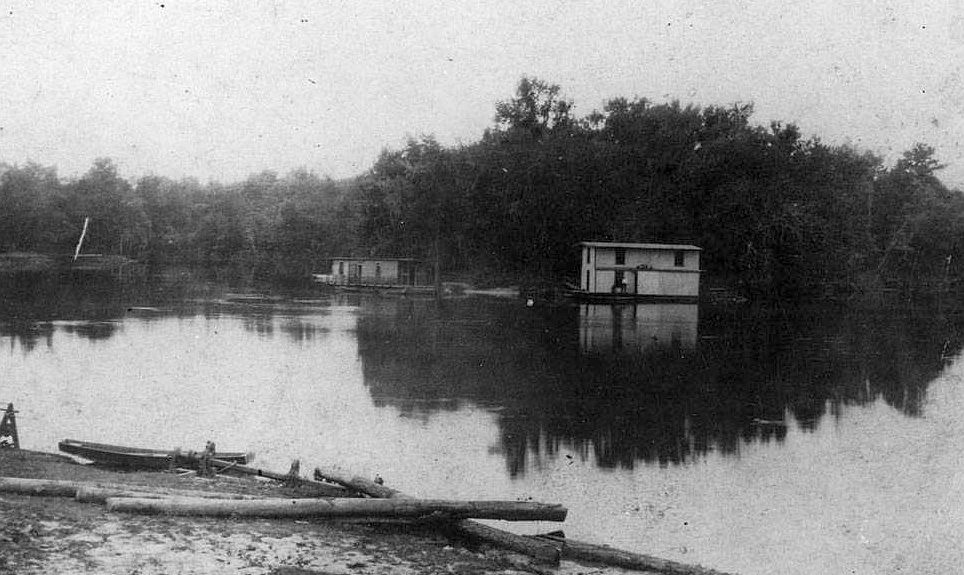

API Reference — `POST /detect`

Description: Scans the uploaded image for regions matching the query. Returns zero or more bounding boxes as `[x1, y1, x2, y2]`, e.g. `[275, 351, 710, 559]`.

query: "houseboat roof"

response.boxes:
[579, 241, 702, 251]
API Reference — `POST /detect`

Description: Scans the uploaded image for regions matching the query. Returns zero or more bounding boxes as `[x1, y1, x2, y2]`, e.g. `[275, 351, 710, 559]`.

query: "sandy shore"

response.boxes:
[0, 449, 633, 575]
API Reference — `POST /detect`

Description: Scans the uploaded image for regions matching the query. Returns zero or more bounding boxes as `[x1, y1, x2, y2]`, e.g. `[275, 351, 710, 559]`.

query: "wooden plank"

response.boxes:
[313, 465, 562, 565]
[106, 496, 568, 521]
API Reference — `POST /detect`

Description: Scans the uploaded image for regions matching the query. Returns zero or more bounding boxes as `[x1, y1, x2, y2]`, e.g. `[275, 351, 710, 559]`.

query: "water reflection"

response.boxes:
[579, 303, 698, 353]
[0, 271, 335, 347]
[0, 274, 132, 345]
[354, 298, 961, 475]
[1, 272, 960, 479]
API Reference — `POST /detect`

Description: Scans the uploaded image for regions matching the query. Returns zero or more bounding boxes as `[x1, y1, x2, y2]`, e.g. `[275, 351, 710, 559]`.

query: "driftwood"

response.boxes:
[207, 458, 354, 497]
[0, 477, 260, 501]
[313, 465, 562, 565]
[531, 533, 738, 575]
[106, 495, 568, 521]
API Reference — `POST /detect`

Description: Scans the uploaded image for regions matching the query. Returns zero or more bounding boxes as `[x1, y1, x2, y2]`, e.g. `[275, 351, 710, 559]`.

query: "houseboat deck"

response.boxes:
[567, 289, 700, 304]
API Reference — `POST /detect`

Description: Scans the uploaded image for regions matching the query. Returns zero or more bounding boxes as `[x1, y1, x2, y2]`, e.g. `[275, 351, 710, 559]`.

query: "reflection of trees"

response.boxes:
[60, 321, 119, 341]
[0, 274, 132, 346]
[355, 299, 962, 476]
[279, 318, 331, 343]
[0, 321, 54, 352]
[0, 269, 340, 348]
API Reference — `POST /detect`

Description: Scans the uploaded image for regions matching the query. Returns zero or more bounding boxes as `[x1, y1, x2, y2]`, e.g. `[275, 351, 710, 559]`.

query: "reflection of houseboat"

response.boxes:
[571, 242, 701, 302]
[313, 257, 436, 294]
[579, 303, 699, 354]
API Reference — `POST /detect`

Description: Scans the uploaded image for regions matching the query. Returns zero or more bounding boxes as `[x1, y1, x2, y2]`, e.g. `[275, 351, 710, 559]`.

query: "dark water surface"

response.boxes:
[2, 270, 963, 575]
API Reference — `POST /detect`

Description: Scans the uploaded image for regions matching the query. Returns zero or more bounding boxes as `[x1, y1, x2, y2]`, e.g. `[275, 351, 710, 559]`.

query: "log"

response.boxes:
[531, 534, 737, 575]
[106, 495, 567, 521]
[207, 458, 354, 497]
[312, 466, 403, 499]
[75, 486, 259, 504]
[313, 465, 562, 565]
[0, 477, 261, 502]
[0, 477, 78, 497]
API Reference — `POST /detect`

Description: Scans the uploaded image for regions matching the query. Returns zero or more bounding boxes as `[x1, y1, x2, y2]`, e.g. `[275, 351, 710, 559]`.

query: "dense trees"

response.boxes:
[357, 79, 963, 299]
[0, 162, 352, 280]
[1, 77, 962, 299]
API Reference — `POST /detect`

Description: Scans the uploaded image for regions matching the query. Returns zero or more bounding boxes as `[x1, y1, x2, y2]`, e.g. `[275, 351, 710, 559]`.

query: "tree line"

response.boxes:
[1, 77, 961, 298]
[0, 159, 355, 280]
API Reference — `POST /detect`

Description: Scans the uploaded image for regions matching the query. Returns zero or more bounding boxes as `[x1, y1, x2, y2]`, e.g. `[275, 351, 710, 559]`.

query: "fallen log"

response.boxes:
[207, 458, 354, 497]
[0, 477, 261, 501]
[75, 486, 260, 504]
[106, 495, 568, 521]
[313, 465, 562, 565]
[0, 477, 78, 497]
[531, 533, 737, 575]
[312, 466, 403, 499]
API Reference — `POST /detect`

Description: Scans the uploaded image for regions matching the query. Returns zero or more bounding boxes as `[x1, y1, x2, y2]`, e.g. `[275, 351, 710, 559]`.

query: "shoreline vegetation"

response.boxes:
[0, 78, 962, 303]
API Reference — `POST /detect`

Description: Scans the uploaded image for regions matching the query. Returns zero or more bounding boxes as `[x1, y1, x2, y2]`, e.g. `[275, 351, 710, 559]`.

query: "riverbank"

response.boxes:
[0, 252, 134, 275]
[0, 449, 639, 575]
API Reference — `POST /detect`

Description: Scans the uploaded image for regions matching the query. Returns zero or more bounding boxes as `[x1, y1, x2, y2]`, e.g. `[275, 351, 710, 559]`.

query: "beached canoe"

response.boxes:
[58, 439, 248, 470]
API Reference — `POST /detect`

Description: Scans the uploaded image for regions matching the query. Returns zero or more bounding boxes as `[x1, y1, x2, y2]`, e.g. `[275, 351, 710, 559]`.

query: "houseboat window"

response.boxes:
[338, 262, 344, 274]
[375, 263, 381, 279]
[674, 251, 685, 267]
[586, 248, 591, 264]
[615, 248, 626, 265]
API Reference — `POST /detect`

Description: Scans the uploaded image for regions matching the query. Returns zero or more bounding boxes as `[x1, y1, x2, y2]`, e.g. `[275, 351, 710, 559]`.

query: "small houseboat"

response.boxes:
[314, 257, 436, 294]
[571, 241, 701, 302]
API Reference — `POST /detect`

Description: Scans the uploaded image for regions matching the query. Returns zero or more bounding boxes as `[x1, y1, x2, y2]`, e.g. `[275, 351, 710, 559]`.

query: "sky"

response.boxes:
[0, 1, 962, 187]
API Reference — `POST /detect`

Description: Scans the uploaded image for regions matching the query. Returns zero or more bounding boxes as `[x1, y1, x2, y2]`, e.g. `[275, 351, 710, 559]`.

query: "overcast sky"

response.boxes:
[1, 1, 962, 187]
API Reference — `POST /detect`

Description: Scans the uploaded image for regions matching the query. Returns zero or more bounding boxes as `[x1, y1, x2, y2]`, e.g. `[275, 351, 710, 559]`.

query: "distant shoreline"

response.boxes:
[0, 252, 134, 274]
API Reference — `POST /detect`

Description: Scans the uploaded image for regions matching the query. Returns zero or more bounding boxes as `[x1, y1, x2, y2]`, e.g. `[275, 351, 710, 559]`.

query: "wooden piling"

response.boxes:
[0, 403, 19, 449]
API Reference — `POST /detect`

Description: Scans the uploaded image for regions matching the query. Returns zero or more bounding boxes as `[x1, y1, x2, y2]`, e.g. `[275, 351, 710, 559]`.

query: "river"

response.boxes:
[1, 269, 963, 575]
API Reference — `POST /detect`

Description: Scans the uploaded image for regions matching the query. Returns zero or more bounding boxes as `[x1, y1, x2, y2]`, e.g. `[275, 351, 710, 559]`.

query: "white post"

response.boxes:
[73, 217, 90, 261]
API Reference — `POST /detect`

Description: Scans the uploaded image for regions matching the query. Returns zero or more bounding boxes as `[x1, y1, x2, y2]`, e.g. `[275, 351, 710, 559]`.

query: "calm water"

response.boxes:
[2, 270, 964, 575]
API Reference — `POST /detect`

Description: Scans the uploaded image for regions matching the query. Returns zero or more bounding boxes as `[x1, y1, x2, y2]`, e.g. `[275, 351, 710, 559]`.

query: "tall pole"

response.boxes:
[73, 217, 90, 261]
[434, 234, 442, 301]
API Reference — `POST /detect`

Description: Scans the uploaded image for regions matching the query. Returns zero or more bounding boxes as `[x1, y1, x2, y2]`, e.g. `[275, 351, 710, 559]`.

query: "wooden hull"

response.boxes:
[58, 439, 247, 470]
[567, 290, 699, 304]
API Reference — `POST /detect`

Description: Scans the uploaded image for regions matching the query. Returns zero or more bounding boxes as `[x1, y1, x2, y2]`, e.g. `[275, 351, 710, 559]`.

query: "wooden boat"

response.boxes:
[58, 439, 248, 470]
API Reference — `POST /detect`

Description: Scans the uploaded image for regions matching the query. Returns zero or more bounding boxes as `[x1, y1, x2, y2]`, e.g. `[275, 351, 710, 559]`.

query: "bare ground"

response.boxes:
[0, 449, 626, 575]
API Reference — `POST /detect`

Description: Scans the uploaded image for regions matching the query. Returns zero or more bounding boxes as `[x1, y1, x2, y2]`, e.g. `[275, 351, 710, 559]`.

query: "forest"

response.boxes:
[1, 77, 961, 300]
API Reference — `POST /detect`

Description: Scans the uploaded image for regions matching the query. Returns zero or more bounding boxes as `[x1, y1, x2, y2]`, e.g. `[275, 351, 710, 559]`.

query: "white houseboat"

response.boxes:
[314, 257, 435, 293]
[574, 241, 702, 302]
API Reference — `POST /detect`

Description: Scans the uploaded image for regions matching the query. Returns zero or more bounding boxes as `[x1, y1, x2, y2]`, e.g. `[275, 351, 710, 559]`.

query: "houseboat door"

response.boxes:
[349, 264, 362, 283]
